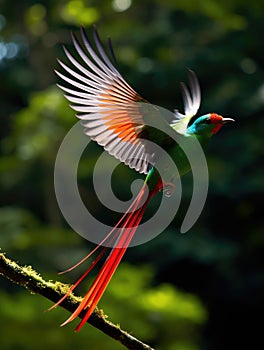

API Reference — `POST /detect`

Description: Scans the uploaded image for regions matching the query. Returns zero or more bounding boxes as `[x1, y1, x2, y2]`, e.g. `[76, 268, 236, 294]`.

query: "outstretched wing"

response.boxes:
[56, 26, 156, 174]
[56, 27, 201, 173]
[171, 70, 201, 134]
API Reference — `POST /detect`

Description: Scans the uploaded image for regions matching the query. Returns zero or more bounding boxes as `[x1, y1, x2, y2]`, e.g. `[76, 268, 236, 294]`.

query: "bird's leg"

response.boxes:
[162, 182, 176, 197]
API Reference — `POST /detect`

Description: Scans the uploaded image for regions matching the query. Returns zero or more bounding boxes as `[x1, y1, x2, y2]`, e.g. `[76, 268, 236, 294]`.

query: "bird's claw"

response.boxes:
[163, 182, 176, 197]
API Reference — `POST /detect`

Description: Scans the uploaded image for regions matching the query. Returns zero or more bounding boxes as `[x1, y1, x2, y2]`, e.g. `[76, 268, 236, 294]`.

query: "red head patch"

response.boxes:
[209, 113, 224, 134]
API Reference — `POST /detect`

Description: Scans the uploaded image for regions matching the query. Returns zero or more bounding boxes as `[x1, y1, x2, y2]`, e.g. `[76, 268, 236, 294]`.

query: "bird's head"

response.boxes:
[189, 113, 235, 137]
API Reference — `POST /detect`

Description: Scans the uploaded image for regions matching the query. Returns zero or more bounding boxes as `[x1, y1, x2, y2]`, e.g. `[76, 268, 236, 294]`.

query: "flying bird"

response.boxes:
[50, 26, 234, 331]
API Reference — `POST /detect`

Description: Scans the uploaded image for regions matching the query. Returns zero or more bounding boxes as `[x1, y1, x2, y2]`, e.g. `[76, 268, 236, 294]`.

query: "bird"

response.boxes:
[49, 26, 234, 331]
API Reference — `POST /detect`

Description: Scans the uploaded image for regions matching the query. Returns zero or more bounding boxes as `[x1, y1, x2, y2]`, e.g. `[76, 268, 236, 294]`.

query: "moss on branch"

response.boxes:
[0, 252, 154, 350]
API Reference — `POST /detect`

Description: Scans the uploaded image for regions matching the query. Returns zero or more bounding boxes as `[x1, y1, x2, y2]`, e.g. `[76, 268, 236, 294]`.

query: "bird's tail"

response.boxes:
[49, 180, 162, 331]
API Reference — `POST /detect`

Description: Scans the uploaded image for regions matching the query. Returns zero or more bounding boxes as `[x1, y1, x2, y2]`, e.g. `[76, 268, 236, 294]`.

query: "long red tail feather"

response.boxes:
[50, 181, 161, 331]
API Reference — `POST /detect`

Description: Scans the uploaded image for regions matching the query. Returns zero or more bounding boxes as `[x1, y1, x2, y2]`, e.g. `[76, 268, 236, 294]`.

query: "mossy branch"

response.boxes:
[0, 252, 154, 350]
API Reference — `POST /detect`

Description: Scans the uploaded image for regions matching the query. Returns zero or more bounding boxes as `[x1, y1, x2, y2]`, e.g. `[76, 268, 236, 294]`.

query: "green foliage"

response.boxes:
[103, 264, 206, 349]
[0, 291, 120, 350]
[61, 1, 99, 26]
[0, 0, 263, 349]
[5, 87, 72, 160]
[0, 263, 206, 350]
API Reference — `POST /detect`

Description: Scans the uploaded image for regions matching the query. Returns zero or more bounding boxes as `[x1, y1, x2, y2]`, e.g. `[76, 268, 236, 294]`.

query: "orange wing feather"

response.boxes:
[56, 27, 152, 173]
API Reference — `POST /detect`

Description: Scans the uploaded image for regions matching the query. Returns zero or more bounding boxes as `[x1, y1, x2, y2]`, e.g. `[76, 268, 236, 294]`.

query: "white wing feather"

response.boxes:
[171, 70, 201, 134]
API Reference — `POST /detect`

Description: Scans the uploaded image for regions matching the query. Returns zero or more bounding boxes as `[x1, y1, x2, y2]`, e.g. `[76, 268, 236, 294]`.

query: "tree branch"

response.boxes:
[0, 252, 154, 350]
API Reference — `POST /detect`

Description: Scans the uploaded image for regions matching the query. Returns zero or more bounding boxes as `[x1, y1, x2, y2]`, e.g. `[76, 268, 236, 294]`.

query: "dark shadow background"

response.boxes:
[0, 1, 263, 349]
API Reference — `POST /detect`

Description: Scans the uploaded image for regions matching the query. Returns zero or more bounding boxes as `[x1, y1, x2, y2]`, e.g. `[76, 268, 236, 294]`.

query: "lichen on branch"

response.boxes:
[0, 252, 154, 350]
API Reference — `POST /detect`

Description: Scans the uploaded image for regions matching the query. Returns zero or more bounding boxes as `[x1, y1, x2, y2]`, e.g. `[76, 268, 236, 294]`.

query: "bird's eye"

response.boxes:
[205, 118, 211, 124]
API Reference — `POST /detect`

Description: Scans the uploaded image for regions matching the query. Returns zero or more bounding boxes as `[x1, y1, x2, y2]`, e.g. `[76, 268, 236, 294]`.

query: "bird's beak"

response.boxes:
[222, 117, 235, 124]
